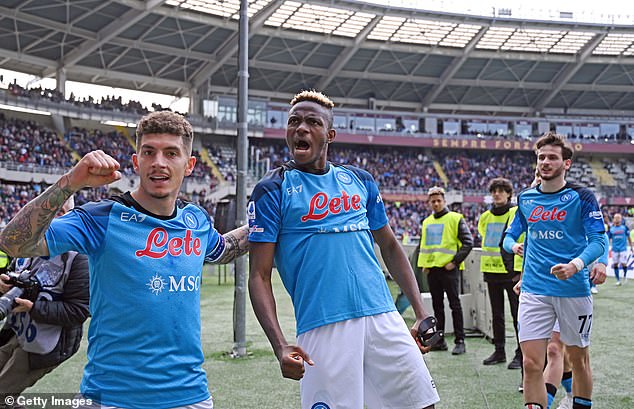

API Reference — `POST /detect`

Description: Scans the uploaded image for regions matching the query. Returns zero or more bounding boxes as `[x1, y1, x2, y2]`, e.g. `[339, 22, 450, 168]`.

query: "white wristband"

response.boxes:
[570, 258, 584, 272]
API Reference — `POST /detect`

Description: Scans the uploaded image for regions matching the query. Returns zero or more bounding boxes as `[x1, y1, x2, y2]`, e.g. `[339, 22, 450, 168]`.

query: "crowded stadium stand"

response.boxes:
[1, 0, 634, 241]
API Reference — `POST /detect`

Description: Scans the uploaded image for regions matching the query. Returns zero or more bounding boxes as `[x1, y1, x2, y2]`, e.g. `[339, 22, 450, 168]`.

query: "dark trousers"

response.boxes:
[427, 266, 464, 343]
[486, 279, 521, 357]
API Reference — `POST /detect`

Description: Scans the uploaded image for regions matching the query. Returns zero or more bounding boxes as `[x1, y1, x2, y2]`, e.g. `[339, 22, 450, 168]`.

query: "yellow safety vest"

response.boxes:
[418, 211, 465, 270]
[0, 249, 9, 269]
[508, 206, 524, 272]
[478, 209, 513, 273]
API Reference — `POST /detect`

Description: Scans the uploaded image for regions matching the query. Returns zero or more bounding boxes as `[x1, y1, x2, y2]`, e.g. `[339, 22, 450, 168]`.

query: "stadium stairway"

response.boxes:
[198, 147, 225, 184]
[432, 160, 449, 186]
[590, 159, 617, 188]
[115, 125, 136, 150]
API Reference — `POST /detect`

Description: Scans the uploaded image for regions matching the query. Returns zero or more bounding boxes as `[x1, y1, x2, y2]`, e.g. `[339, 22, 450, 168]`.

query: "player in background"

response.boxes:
[608, 213, 632, 285]
[0, 111, 249, 409]
[504, 132, 605, 409]
[248, 90, 440, 409]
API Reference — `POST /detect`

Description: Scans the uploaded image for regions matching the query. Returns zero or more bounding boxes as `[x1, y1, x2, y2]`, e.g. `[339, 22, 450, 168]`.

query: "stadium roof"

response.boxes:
[3, 0, 634, 116]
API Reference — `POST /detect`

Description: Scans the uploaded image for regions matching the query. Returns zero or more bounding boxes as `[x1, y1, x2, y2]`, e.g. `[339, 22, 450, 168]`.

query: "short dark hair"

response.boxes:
[535, 132, 574, 160]
[488, 177, 513, 195]
[135, 111, 194, 154]
[289, 90, 334, 128]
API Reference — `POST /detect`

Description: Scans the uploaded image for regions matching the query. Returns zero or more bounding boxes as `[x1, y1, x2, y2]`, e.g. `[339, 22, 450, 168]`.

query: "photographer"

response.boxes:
[0, 196, 89, 402]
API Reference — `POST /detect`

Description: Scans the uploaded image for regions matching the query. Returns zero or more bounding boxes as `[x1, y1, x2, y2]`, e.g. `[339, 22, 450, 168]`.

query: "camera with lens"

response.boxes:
[0, 269, 40, 321]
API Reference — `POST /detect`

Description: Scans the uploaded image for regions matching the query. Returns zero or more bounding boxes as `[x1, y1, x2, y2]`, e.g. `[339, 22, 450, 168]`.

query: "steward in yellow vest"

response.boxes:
[478, 177, 522, 369]
[417, 187, 473, 355]
[0, 248, 9, 274]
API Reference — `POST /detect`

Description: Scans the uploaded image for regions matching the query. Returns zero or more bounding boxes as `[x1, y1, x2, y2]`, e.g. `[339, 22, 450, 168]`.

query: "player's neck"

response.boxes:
[131, 189, 177, 216]
[540, 177, 566, 193]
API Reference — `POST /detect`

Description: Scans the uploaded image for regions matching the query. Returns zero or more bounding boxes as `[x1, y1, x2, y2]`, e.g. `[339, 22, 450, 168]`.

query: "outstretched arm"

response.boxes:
[212, 225, 250, 264]
[0, 151, 120, 257]
[249, 241, 313, 380]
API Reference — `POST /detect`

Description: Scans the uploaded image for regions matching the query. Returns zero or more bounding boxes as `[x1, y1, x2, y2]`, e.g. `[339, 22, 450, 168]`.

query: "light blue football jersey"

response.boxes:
[248, 161, 395, 335]
[608, 224, 630, 252]
[505, 183, 605, 297]
[45, 192, 224, 409]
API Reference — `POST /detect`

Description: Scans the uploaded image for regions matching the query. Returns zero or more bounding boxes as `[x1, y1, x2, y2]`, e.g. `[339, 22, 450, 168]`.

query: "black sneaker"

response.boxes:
[518, 381, 524, 393]
[430, 340, 448, 351]
[482, 350, 506, 365]
[507, 354, 522, 369]
[451, 341, 466, 355]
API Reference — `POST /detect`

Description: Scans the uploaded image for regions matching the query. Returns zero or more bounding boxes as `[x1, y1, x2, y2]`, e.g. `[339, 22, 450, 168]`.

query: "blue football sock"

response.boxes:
[614, 265, 620, 281]
[561, 371, 572, 394]
[572, 396, 592, 408]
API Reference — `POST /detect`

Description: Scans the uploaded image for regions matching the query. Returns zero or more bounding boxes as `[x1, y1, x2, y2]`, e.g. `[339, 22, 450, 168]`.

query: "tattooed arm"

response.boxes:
[0, 150, 121, 258]
[212, 225, 250, 264]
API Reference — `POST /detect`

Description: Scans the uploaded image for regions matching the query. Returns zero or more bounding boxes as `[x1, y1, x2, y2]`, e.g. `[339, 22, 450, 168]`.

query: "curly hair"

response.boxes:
[135, 111, 194, 154]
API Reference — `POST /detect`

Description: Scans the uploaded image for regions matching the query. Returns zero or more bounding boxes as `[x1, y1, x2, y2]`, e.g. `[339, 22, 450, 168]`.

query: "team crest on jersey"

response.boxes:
[311, 403, 330, 409]
[336, 171, 353, 185]
[183, 210, 199, 229]
[560, 192, 573, 202]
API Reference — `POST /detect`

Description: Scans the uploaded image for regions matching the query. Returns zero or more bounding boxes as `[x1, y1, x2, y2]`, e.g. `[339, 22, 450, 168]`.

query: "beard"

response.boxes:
[539, 163, 566, 181]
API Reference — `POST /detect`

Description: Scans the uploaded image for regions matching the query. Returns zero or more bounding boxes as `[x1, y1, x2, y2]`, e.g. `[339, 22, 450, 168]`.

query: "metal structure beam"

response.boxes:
[421, 26, 488, 108]
[42, 0, 167, 77]
[316, 15, 382, 91]
[190, 0, 281, 88]
[534, 32, 607, 112]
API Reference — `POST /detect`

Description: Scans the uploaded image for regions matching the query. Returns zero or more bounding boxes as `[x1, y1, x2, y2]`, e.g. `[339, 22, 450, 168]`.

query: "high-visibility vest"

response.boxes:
[478, 208, 513, 273]
[508, 207, 525, 272]
[0, 249, 9, 270]
[418, 211, 465, 269]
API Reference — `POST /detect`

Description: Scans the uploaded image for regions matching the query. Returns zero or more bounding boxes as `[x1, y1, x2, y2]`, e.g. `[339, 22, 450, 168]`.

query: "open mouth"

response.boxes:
[149, 175, 169, 182]
[295, 140, 310, 151]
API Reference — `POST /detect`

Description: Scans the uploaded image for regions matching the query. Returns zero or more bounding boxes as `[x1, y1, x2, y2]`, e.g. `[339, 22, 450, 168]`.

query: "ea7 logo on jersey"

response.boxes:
[286, 184, 303, 195]
[121, 212, 147, 223]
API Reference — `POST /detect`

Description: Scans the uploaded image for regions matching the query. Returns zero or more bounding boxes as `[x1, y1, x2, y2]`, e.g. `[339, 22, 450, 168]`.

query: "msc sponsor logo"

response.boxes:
[527, 206, 567, 223]
[169, 275, 201, 292]
[336, 171, 352, 185]
[147, 274, 167, 295]
[301, 191, 362, 222]
[183, 210, 199, 229]
[530, 230, 564, 240]
[588, 210, 602, 220]
[135, 228, 202, 259]
[121, 212, 147, 223]
[560, 192, 573, 202]
[146, 274, 201, 294]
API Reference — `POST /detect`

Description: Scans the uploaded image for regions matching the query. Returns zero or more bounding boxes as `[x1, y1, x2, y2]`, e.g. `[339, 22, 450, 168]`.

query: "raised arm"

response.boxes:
[0, 151, 120, 257]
